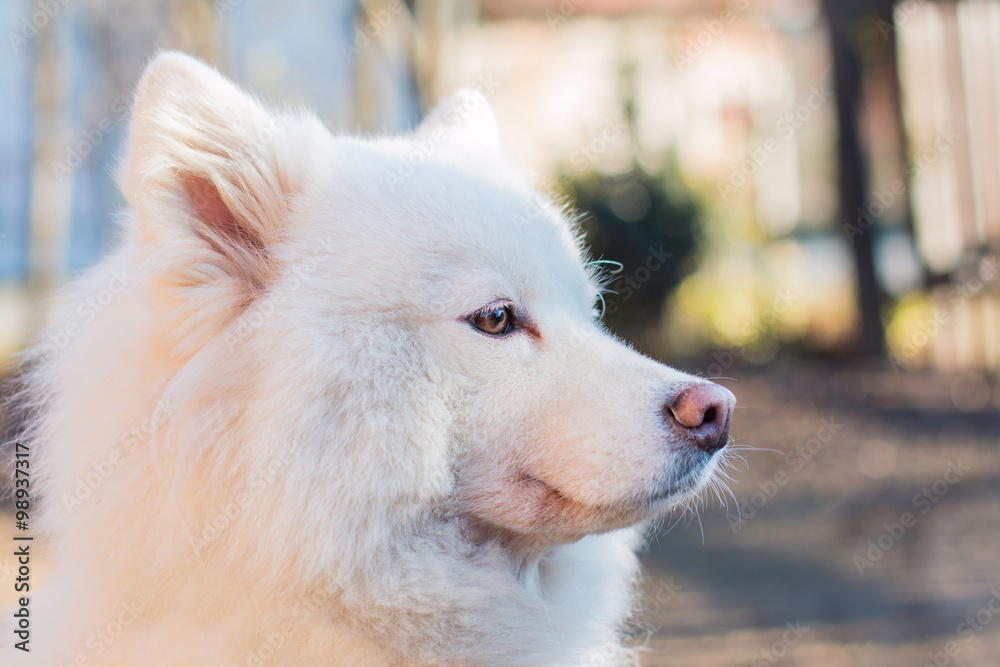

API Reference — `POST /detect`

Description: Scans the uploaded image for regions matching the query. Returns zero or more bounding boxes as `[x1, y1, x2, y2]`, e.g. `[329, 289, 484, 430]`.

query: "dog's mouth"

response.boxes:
[514, 453, 715, 529]
[643, 472, 703, 506]
[458, 448, 722, 541]
[643, 452, 715, 505]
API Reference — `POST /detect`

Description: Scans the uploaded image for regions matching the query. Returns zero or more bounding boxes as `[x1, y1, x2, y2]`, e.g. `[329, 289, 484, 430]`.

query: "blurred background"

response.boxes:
[1, 0, 999, 665]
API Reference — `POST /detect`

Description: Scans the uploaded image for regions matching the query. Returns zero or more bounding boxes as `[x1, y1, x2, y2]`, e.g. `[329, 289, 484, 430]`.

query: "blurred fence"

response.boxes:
[1, 0, 999, 379]
[891, 0, 1000, 373]
[0, 0, 423, 362]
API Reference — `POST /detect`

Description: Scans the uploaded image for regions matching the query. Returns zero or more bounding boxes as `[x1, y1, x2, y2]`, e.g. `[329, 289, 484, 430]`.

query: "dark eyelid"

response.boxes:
[500, 305, 541, 341]
[516, 314, 541, 341]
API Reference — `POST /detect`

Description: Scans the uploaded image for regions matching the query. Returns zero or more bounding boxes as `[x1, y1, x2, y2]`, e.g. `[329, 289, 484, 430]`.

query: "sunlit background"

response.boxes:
[1, 0, 1000, 665]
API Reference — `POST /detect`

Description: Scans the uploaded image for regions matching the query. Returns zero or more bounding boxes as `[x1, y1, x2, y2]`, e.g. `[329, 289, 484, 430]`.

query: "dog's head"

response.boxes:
[120, 53, 735, 555]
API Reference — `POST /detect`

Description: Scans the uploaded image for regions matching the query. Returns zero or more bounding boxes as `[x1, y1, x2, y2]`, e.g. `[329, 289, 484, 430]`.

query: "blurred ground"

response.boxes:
[638, 364, 1000, 666]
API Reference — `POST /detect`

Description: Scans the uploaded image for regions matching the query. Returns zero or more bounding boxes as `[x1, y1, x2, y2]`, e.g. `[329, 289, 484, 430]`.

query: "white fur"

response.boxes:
[4, 53, 730, 666]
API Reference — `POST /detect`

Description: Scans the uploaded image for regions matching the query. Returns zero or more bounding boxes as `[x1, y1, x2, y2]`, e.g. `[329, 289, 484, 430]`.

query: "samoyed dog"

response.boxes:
[6, 52, 735, 666]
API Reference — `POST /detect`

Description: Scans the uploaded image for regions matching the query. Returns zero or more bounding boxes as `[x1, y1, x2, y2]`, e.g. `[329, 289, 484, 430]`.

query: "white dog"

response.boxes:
[6, 53, 735, 666]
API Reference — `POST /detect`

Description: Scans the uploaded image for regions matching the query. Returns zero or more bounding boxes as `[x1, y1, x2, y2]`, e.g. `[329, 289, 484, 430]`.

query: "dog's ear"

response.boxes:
[123, 51, 301, 290]
[415, 89, 502, 158]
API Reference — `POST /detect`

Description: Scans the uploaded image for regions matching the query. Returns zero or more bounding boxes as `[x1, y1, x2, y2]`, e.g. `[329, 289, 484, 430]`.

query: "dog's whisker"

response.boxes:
[722, 480, 741, 524]
[709, 478, 727, 509]
[662, 511, 686, 535]
[729, 445, 783, 455]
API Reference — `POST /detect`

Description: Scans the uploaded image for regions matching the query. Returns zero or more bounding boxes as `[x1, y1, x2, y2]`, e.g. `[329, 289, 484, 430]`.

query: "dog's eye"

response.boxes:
[470, 306, 514, 336]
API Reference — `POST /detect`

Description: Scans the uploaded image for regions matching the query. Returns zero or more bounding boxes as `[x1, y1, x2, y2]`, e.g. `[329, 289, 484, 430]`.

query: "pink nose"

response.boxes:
[664, 383, 736, 454]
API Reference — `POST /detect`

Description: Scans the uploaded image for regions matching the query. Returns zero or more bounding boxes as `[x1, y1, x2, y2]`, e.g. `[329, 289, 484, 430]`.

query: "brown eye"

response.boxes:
[470, 306, 514, 336]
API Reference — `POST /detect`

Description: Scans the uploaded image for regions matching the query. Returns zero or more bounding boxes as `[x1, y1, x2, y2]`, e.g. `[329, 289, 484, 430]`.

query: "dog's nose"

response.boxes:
[664, 383, 736, 454]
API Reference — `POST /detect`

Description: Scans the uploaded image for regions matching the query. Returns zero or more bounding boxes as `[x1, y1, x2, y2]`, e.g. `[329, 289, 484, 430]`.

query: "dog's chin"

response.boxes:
[461, 451, 722, 545]
[643, 451, 720, 509]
